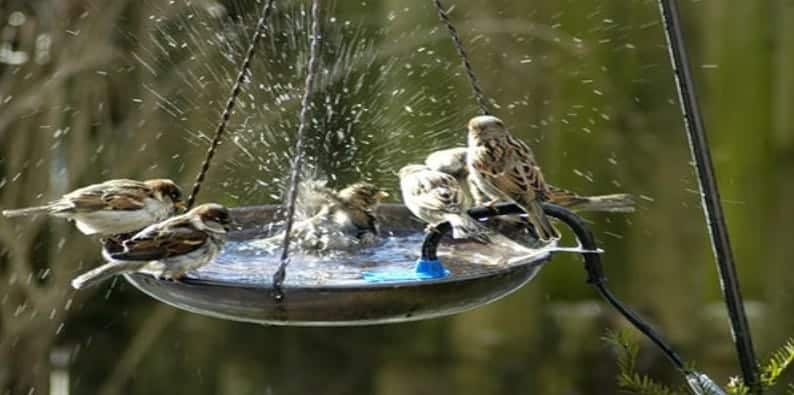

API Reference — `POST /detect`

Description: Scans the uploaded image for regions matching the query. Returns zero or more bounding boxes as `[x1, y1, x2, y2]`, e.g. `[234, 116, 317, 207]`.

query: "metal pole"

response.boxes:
[656, 0, 760, 391]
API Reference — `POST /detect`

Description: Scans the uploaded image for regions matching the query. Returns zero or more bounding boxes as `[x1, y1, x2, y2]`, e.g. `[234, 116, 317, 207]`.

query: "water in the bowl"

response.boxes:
[189, 225, 589, 287]
[192, 231, 426, 286]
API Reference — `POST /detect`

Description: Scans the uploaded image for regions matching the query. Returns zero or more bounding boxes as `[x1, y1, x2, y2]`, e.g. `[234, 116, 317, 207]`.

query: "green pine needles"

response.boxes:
[727, 339, 794, 395]
[604, 331, 794, 395]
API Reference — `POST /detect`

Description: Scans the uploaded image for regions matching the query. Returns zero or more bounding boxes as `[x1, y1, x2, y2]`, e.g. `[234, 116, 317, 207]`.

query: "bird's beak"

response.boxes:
[174, 201, 187, 212]
[376, 191, 390, 200]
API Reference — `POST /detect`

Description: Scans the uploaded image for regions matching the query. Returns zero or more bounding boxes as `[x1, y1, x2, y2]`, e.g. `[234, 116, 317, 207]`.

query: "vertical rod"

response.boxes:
[657, 0, 760, 391]
[186, 0, 276, 209]
[431, 0, 490, 115]
[272, 0, 322, 298]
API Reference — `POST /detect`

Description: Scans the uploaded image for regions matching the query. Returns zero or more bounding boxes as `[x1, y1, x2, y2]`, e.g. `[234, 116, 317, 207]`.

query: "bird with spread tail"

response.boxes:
[2, 178, 185, 236]
[399, 164, 489, 242]
[467, 115, 559, 241]
[426, 147, 634, 213]
[71, 203, 231, 289]
[255, 181, 389, 252]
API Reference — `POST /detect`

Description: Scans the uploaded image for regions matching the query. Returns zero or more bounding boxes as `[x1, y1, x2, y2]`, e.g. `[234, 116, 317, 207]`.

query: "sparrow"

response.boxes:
[71, 203, 231, 289]
[466, 115, 559, 241]
[399, 164, 489, 242]
[255, 181, 389, 252]
[2, 179, 186, 236]
[425, 147, 486, 209]
[426, 147, 634, 213]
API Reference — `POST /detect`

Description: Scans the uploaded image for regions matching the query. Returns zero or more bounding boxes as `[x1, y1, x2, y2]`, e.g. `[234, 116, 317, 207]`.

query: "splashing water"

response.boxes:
[133, 1, 473, 205]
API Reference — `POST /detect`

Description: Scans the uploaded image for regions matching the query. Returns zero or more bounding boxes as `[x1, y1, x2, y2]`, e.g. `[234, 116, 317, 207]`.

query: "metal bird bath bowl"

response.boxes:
[124, 203, 555, 326]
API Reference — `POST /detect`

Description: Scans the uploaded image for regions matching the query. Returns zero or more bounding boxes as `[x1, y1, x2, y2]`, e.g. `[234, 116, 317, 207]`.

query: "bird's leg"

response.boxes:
[482, 199, 499, 208]
[482, 199, 502, 214]
[425, 223, 441, 234]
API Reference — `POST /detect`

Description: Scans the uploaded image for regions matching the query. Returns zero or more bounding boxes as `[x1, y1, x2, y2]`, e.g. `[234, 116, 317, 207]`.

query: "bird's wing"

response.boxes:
[469, 142, 507, 177]
[426, 147, 468, 178]
[114, 219, 207, 261]
[485, 137, 547, 203]
[409, 171, 465, 214]
[64, 180, 150, 212]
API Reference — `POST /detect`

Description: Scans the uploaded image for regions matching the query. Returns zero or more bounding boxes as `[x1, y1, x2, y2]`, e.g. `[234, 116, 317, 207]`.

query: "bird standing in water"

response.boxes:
[426, 147, 634, 213]
[256, 181, 389, 252]
[2, 178, 185, 236]
[399, 164, 489, 242]
[71, 203, 231, 289]
[467, 115, 559, 241]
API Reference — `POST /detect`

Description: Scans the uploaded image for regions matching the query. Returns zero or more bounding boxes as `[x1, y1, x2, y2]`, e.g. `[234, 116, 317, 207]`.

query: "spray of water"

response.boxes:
[131, 1, 475, 205]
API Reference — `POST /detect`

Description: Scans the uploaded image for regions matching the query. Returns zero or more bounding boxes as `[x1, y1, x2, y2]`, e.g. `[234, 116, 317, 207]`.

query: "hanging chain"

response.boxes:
[431, 0, 490, 115]
[186, 0, 276, 209]
[272, 0, 322, 299]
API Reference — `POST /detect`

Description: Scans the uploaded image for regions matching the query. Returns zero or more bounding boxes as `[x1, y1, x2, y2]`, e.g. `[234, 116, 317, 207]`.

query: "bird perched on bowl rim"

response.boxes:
[466, 115, 559, 241]
[399, 164, 489, 242]
[256, 181, 390, 252]
[426, 147, 635, 213]
[2, 178, 186, 236]
[71, 203, 232, 289]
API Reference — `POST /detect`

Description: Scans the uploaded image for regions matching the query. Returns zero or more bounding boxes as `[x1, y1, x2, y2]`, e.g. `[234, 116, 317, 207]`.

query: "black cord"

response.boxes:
[657, 0, 760, 391]
[420, 203, 686, 371]
[595, 283, 685, 369]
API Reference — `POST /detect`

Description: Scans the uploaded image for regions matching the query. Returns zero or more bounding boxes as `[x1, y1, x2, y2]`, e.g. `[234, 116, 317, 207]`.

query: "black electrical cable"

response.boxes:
[420, 203, 685, 370]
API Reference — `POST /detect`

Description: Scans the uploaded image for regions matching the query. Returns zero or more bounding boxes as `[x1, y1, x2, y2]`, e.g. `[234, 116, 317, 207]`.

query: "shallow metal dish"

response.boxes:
[124, 204, 551, 326]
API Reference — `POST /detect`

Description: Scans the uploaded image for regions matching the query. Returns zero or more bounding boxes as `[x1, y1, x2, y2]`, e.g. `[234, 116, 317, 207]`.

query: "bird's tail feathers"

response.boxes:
[71, 261, 146, 289]
[526, 200, 559, 242]
[2, 205, 52, 218]
[548, 188, 635, 213]
[573, 193, 635, 212]
[447, 214, 491, 243]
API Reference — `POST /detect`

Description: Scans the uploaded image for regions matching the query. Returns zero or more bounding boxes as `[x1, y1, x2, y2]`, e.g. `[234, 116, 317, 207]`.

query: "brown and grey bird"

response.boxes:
[256, 181, 389, 252]
[71, 203, 231, 289]
[2, 178, 185, 236]
[426, 147, 486, 208]
[426, 147, 634, 213]
[399, 164, 489, 242]
[466, 115, 559, 241]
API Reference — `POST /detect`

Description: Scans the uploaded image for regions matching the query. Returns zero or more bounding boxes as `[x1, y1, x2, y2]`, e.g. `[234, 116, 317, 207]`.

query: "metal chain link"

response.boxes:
[431, 0, 490, 115]
[186, 0, 276, 209]
[272, 0, 322, 299]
